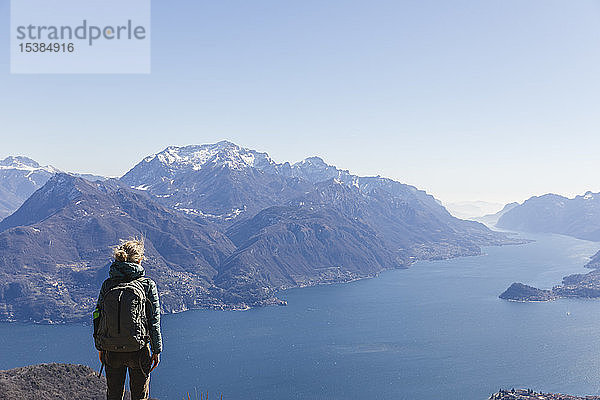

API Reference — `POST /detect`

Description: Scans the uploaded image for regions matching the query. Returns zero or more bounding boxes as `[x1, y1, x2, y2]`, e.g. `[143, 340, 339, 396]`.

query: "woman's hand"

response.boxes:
[150, 353, 160, 372]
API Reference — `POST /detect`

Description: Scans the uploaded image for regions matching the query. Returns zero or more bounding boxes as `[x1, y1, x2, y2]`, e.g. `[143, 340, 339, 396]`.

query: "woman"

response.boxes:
[94, 238, 163, 400]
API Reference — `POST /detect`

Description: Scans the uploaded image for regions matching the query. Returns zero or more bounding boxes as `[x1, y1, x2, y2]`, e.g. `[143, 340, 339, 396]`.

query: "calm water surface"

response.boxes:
[2, 233, 600, 400]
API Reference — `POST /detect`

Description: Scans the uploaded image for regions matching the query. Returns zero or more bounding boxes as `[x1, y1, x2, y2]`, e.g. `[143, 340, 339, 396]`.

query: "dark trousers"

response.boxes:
[105, 346, 152, 400]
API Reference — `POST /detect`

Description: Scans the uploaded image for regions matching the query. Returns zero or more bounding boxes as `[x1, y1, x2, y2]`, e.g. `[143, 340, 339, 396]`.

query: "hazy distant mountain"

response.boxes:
[0, 156, 58, 220]
[291, 179, 516, 259]
[444, 200, 504, 220]
[587, 250, 600, 269]
[496, 192, 600, 241]
[70, 172, 107, 182]
[475, 202, 519, 227]
[0, 156, 108, 222]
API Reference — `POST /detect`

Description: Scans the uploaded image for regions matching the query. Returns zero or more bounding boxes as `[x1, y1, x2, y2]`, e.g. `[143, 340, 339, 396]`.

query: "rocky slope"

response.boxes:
[0, 174, 236, 322]
[0, 363, 157, 400]
[497, 193, 600, 241]
[0, 363, 106, 400]
[218, 203, 403, 304]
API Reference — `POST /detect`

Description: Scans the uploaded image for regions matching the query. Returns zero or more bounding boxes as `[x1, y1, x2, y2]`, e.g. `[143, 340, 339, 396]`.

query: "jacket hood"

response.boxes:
[109, 261, 145, 280]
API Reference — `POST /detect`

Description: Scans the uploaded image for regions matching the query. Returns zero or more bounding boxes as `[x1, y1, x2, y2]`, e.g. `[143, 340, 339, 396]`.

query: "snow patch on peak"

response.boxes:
[148, 142, 274, 171]
[132, 184, 150, 191]
[0, 156, 40, 168]
[239, 152, 256, 167]
[297, 156, 328, 166]
[289, 155, 354, 185]
[0, 156, 58, 173]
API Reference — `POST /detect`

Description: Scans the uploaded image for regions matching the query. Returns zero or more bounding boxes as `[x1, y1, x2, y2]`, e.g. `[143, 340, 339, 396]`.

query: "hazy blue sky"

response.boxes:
[1, 0, 599, 204]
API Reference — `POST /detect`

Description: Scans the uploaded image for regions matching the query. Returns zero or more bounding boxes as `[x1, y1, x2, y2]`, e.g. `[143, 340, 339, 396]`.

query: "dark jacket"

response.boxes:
[96, 261, 163, 354]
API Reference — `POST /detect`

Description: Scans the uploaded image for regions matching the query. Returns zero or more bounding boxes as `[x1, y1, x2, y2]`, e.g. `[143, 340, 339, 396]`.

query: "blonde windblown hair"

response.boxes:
[113, 237, 146, 263]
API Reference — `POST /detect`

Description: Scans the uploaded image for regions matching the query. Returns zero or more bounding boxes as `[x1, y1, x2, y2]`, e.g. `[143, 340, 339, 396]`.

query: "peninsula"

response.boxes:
[500, 251, 600, 302]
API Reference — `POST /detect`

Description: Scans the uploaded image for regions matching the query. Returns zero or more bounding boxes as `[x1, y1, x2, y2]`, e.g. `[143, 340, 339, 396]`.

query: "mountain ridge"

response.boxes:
[497, 192, 600, 241]
[0, 142, 526, 323]
[0, 173, 238, 322]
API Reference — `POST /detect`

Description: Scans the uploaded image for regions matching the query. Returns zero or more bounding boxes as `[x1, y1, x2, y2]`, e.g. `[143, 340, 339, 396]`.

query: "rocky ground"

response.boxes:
[0, 363, 157, 400]
[490, 388, 600, 399]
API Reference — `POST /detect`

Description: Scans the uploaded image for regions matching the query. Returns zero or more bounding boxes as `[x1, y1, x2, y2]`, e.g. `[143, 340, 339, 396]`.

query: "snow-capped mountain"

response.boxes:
[286, 156, 356, 184]
[0, 156, 107, 221]
[131, 140, 280, 175]
[121, 141, 448, 223]
[122, 140, 522, 258]
[0, 156, 59, 220]
[121, 141, 312, 220]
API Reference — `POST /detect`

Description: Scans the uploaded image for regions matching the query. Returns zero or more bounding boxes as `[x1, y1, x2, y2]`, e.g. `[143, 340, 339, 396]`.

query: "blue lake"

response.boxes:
[2, 233, 600, 400]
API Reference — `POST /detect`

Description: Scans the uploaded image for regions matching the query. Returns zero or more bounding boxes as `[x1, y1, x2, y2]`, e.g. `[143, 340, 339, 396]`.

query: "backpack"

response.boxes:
[94, 278, 150, 352]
